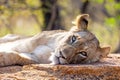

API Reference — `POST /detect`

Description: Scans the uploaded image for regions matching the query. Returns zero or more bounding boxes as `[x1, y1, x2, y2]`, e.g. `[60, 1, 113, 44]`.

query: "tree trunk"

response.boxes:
[40, 0, 63, 30]
[81, 0, 89, 13]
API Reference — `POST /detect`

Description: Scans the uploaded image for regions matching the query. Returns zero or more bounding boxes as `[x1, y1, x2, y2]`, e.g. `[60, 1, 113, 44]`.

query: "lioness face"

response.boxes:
[50, 14, 110, 64]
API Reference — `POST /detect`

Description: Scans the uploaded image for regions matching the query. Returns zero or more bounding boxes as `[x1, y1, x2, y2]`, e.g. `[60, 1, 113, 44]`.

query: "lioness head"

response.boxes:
[50, 14, 110, 64]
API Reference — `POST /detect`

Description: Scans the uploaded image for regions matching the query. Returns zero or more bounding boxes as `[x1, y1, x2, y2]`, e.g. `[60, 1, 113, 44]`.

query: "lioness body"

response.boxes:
[0, 30, 67, 66]
[0, 14, 110, 66]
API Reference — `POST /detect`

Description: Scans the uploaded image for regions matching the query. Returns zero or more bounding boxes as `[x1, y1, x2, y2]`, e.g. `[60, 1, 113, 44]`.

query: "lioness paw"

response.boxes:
[49, 52, 68, 65]
[49, 52, 60, 65]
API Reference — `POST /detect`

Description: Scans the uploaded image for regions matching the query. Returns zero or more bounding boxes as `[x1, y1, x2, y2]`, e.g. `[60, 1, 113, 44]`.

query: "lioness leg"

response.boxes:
[0, 51, 37, 67]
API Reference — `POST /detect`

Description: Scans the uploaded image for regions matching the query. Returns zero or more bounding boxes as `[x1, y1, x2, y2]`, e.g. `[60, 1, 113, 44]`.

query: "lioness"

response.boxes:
[0, 14, 110, 66]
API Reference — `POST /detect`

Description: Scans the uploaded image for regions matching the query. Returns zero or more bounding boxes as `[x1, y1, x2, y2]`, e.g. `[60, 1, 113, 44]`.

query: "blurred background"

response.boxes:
[0, 0, 119, 53]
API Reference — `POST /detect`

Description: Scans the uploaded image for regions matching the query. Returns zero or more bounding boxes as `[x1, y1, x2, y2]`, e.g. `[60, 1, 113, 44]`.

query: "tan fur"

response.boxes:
[0, 14, 110, 66]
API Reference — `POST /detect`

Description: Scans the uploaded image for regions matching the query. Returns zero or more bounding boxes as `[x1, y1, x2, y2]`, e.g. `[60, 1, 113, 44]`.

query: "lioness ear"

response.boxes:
[100, 47, 111, 58]
[72, 14, 89, 30]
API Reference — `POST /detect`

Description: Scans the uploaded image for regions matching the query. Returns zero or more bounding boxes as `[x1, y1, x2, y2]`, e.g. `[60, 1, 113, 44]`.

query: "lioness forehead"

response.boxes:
[74, 31, 89, 37]
[69, 31, 95, 40]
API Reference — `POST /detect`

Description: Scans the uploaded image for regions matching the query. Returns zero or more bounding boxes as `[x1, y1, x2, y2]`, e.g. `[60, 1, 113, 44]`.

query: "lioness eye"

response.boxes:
[71, 35, 76, 43]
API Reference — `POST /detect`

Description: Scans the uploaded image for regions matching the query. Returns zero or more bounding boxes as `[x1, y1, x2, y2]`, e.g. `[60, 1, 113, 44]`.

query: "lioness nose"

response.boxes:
[60, 45, 75, 58]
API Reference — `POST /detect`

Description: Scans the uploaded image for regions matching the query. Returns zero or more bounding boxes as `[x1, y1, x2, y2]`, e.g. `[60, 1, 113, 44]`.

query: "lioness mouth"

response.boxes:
[59, 51, 66, 59]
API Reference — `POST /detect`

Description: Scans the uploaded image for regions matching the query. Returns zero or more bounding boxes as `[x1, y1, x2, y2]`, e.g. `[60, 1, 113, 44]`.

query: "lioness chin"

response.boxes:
[0, 14, 110, 66]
